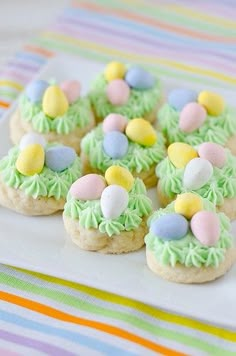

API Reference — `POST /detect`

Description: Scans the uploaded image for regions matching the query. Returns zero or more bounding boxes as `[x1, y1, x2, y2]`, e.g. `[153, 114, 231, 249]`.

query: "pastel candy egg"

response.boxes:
[42, 85, 69, 118]
[168, 88, 198, 111]
[106, 79, 130, 106]
[179, 102, 207, 133]
[125, 66, 155, 90]
[198, 91, 225, 116]
[101, 185, 129, 219]
[183, 158, 213, 190]
[102, 113, 128, 133]
[19, 133, 46, 150]
[174, 193, 203, 220]
[190, 211, 220, 246]
[150, 213, 188, 241]
[198, 142, 226, 168]
[70, 174, 106, 200]
[168, 142, 198, 168]
[60, 80, 81, 104]
[103, 131, 128, 159]
[25, 80, 49, 103]
[105, 166, 134, 192]
[125, 118, 157, 146]
[16, 144, 45, 176]
[104, 61, 126, 82]
[45, 146, 76, 172]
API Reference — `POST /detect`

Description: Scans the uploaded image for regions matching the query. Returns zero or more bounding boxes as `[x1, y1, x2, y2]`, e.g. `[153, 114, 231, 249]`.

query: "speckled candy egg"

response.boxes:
[25, 80, 49, 103]
[174, 193, 203, 220]
[179, 102, 207, 133]
[106, 79, 130, 106]
[16, 144, 45, 176]
[103, 131, 129, 159]
[125, 118, 157, 146]
[60, 80, 81, 104]
[19, 133, 47, 150]
[101, 185, 129, 219]
[102, 113, 128, 133]
[168, 142, 198, 168]
[45, 146, 77, 172]
[42, 85, 69, 118]
[150, 213, 189, 241]
[70, 174, 106, 200]
[125, 66, 155, 90]
[198, 142, 226, 168]
[105, 166, 134, 192]
[183, 158, 213, 190]
[198, 91, 225, 116]
[104, 61, 126, 82]
[168, 88, 198, 111]
[191, 211, 220, 246]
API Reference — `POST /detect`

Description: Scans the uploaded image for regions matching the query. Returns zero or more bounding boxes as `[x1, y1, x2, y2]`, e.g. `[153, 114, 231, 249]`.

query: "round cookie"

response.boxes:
[10, 80, 95, 153]
[89, 61, 163, 123]
[63, 167, 152, 254]
[81, 116, 166, 188]
[145, 194, 236, 284]
[0, 133, 81, 215]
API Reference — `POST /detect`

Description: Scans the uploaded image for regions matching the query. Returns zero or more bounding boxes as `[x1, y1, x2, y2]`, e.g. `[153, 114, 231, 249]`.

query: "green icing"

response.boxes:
[19, 94, 91, 134]
[0, 146, 81, 200]
[156, 151, 236, 205]
[81, 125, 166, 173]
[64, 178, 152, 237]
[158, 104, 236, 145]
[89, 74, 162, 119]
[145, 200, 233, 268]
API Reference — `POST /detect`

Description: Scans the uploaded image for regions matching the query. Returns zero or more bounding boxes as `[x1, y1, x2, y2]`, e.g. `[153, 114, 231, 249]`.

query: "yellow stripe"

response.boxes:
[169, 4, 236, 29]
[17, 266, 236, 343]
[42, 32, 236, 85]
[0, 80, 23, 91]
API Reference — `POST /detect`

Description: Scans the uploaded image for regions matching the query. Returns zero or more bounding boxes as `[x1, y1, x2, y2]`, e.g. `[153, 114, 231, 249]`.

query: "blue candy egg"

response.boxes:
[168, 88, 198, 111]
[125, 66, 155, 90]
[103, 131, 129, 159]
[25, 80, 49, 103]
[150, 213, 188, 241]
[45, 146, 77, 172]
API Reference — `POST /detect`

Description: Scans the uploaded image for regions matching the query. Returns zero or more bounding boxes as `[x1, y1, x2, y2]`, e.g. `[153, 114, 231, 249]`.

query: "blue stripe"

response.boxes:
[15, 52, 47, 65]
[0, 310, 137, 356]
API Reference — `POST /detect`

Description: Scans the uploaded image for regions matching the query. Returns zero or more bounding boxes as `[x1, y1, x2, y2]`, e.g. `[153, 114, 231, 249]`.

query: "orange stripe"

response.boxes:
[74, 1, 236, 43]
[24, 45, 55, 57]
[0, 291, 186, 356]
[0, 101, 10, 108]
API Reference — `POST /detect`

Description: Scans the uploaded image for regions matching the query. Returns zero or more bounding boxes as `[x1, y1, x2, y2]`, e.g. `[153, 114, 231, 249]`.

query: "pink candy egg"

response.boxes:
[102, 113, 128, 133]
[70, 174, 106, 200]
[190, 211, 220, 246]
[106, 79, 130, 106]
[198, 142, 226, 168]
[60, 80, 81, 104]
[179, 102, 207, 133]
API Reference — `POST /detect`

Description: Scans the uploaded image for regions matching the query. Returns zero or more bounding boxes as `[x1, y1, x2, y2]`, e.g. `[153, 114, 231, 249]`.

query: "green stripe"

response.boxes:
[0, 90, 18, 99]
[0, 272, 234, 355]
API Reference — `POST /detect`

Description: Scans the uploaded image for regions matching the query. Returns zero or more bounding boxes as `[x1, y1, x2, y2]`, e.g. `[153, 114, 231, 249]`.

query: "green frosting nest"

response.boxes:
[145, 200, 233, 268]
[64, 178, 152, 237]
[158, 104, 236, 145]
[19, 95, 92, 134]
[89, 74, 162, 119]
[156, 150, 236, 205]
[0, 146, 81, 200]
[81, 125, 166, 173]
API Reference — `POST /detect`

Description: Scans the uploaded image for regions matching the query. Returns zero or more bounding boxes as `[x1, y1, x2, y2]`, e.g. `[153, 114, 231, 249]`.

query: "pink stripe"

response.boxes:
[0, 348, 20, 356]
[0, 70, 30, 84]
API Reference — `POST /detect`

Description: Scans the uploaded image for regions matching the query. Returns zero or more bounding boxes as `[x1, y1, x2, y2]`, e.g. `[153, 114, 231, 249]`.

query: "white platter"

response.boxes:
[0, 55, 236, 328]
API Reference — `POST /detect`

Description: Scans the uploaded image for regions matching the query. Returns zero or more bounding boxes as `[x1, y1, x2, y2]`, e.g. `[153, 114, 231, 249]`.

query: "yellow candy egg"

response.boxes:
[125, 118, 157, 146]
[198, 91, 225, 116]
[16, 144, 45, 176]
[104, 61, 126, 82]
[42, 85, 69, 118]
[168, 142, 198, 168]
[174, 193, 203, 219]
[105, 166, 134, 192]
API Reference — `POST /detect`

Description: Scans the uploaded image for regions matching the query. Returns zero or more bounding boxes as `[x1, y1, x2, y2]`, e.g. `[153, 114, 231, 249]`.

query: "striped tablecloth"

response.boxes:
[0, 1, 236, 354]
